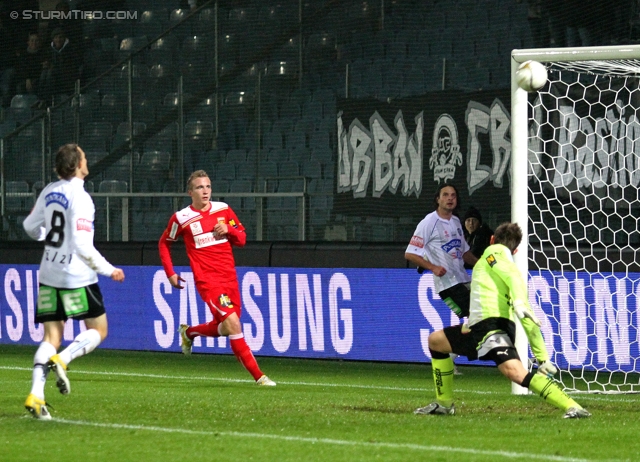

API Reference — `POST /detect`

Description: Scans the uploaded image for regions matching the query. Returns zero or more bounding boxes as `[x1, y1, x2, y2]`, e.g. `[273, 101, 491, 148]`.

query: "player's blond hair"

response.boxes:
[186, 170, 209, 192]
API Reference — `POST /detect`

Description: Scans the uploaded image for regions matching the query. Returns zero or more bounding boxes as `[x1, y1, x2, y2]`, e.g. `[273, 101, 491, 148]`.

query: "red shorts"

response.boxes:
[198, 281, 242, 323]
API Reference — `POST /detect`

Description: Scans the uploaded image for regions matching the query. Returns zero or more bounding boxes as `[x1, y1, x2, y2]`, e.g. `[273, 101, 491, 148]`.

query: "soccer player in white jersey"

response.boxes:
[405, 183, 478, 373]
[415, 222, 590, 418]
[22, 144, 125, 420]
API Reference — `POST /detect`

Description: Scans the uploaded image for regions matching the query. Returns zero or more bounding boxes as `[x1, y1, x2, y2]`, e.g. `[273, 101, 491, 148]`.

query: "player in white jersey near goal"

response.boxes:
[414, 222, 590, 418]
[22, 143, 125, 420]
[405, 183, 478, 373]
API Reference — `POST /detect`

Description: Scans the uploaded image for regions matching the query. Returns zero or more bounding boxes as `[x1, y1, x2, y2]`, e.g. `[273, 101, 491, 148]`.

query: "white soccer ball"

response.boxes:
[515, 60, 548, 92]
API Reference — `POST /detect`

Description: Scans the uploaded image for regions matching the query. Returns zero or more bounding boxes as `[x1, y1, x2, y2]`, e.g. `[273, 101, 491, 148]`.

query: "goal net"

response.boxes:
[511, 46, 640, 394]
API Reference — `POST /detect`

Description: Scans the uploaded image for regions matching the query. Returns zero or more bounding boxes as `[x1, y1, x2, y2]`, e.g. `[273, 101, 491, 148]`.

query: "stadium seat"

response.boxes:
[98, 179, 128, 193]
[147, 36, 177, 67]
[224, 195, 243, 211]
[286, 130, 308, 151]
[112, 122, 147, 151]
[7, 94, 38, 124]
[83, 121, 113, 138]
[263, 130, 284, 151]
[303, 160, 322, 180]
[96, 94, 125, 125]
[193, 7, 215, 35]
[138, 10, 166, 37]
[215, 162, 236, 181]
[0, 121, 17, 138]
[266, 149, 289, 163]
[229, 179, 253, 210]
[144, 122, 178, 155]
[138, 150, 171, 191]
[10, 93, 39, 109]
[169, 9, 192, 38]
[85, 151, 108, 181]
[4, 181, 30, 213]
[116, 36, 149, 64]
[140, 64, 174, 100]
[225, 149, 246, 163]
[279, 160, 300, 177]
[104, 152, 139, 183]
[184, 121, 214, 139]
[186, 95, 215, 122]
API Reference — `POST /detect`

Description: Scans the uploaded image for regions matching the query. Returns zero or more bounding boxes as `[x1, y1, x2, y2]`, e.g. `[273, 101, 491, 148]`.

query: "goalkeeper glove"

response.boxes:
[536, 360, 558, 378]
[513, 300, 541, 326]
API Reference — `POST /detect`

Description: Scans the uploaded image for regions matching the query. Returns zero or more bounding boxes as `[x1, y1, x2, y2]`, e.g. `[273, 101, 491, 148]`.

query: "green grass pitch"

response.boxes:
[1, 344, 638, 462]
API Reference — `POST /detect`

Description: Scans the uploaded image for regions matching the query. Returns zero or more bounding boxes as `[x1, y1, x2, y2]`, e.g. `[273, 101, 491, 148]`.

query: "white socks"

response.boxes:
[31, 342, 57, 399]
[58, 329, 102, 365]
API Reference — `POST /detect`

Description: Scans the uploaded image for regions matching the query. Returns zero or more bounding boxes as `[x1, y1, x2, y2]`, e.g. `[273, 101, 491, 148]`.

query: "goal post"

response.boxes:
[511, 45, 640, 394]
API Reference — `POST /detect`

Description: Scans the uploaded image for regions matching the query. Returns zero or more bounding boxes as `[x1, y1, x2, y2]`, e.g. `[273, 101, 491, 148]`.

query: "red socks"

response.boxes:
[186, 320, 220, 339]
[186, 323, 263, 381]
[230, 334, 263, 380]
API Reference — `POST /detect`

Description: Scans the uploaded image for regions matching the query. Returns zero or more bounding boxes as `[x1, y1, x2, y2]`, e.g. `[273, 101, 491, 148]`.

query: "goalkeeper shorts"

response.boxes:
[443, 317, 520, 365]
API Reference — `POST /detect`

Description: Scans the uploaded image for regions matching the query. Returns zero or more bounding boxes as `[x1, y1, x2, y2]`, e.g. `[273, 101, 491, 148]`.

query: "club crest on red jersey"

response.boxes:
[218, 294, 233, 308]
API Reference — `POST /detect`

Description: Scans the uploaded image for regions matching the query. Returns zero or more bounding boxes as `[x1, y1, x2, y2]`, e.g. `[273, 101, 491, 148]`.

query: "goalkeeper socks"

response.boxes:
[187, 320, 221, 339]
[230, 333, 263, 380]
[431, 356, 455, 407]
[30, 342, 56, 399]
[525, 372, 582, 411]
[58, 329, 102, 365]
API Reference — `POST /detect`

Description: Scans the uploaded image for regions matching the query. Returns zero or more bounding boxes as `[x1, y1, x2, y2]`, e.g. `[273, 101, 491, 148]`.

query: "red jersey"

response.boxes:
[158, 201, 246, 288]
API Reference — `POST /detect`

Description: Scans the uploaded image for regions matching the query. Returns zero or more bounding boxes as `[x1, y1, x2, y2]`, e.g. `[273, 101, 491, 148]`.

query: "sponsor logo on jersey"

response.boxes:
[486, 254, 497, 267]
[193, 231, 227, 248]
[441, 238, 461, 254]
[45, 192, 69, 209]
[409, 235, 424, 248]
[229, 219, 237, 228]
[190, 221, 203, 235]
[76, 218, 93, 232]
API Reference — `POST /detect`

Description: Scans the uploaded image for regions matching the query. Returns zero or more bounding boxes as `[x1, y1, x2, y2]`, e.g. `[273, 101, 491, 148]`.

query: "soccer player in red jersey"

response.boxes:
[158, 170, 275, 386]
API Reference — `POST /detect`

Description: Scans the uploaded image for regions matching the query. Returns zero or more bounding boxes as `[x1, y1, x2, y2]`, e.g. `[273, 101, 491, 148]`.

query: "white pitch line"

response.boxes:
[52, 418, 595, 462]
[0, 365, 493, 394]
[1, 366, 636, 402]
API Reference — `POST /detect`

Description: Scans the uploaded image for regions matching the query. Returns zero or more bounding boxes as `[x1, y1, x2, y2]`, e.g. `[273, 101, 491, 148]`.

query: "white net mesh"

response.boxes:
[527, 59, 640, 393]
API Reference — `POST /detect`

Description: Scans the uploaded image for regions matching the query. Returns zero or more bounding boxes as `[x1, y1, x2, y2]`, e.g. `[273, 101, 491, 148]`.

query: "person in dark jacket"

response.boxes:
[14, 32, 48, 95]
[38, 27, 82, 104]
[463, 206, 493, 269]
